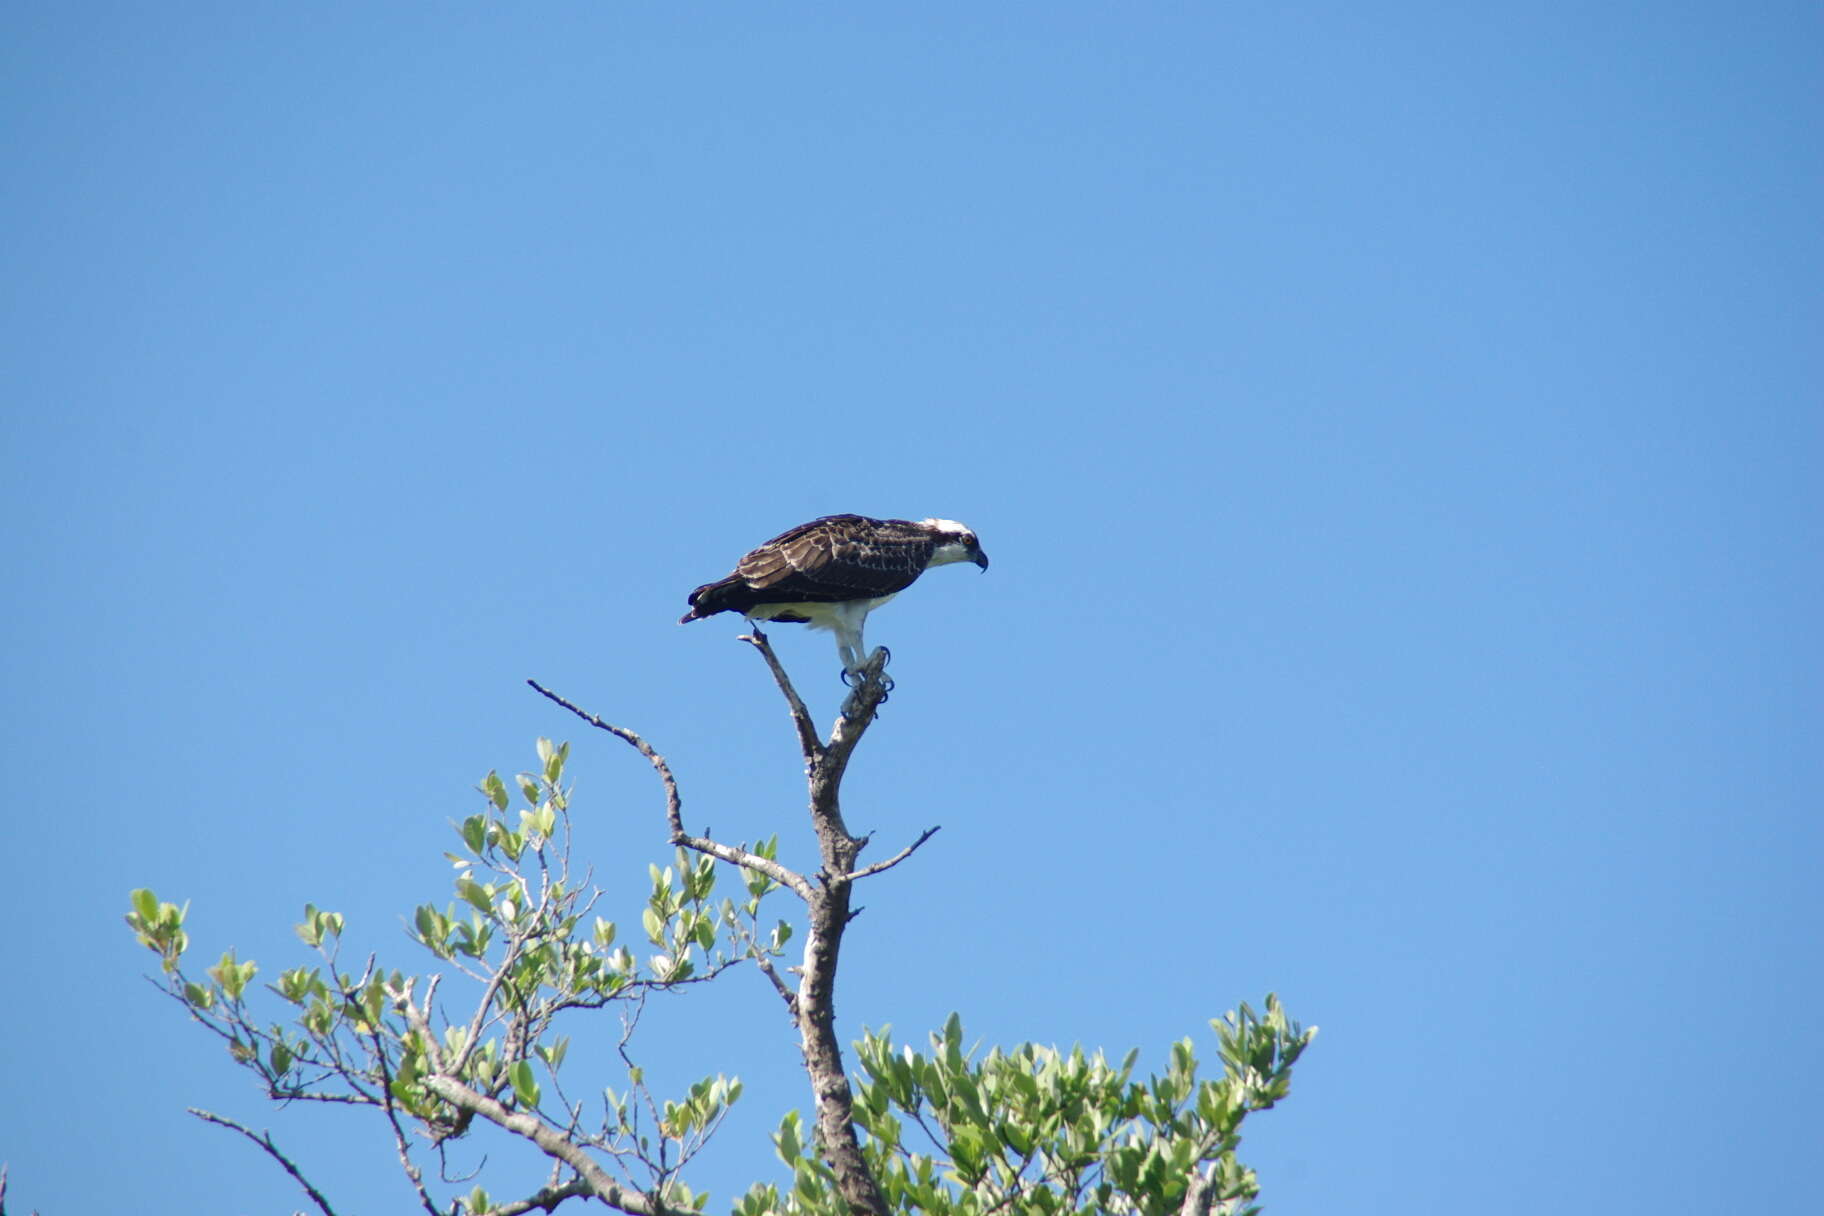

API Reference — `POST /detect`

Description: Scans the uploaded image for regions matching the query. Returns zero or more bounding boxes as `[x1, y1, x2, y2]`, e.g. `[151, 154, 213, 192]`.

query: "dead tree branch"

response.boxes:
[739, 628, 823, 765]
[188, 1109, 339, 1216]
[420, 1076, 674, 1216]
[848, 825, 942, 881]
[527, 638, 919, 1216]
[486, 1178, 596, 1216]
[751, 643, 898, 1216]
[527, 678, 813, 900]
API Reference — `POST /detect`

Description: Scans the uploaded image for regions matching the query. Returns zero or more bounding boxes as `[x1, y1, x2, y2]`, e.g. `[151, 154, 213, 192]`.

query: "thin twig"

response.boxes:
[752, 950, 799, 1014]
[188, 1109, 339, 1216]
[724, 908, 799, 1016]
[527, 678, 814, 900]
[449, 929, 528, 1077]
[847, 826, 943, 880]
[0, 1163, 38, 1216]
[674, 831, 813, 900]
[739, 629, 823, 764]
[527, 681, 683, 831]
[369, 1025, 443, 1216]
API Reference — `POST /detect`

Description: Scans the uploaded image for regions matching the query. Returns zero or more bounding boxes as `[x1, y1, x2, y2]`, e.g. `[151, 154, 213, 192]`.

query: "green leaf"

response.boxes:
[774, 1110, 802, 1164]
[131, 888, 159, 924]
[457, 878, 493, 913]
[460, 814, 488, 854]
[482, 772, 510, 812]
[509, 1059, 541, 1108]
[537, 1036, 570, 1073]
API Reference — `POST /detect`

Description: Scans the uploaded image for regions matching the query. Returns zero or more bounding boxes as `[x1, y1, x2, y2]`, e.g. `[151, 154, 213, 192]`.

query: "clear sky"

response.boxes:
[2, 3, 1817, 1213]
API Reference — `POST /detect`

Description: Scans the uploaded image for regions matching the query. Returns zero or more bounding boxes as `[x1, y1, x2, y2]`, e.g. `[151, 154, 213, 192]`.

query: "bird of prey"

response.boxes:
[680, 514, 989, 678]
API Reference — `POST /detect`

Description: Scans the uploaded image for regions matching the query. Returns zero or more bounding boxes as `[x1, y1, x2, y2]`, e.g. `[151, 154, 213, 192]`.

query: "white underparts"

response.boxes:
[747, 594, 899, 672]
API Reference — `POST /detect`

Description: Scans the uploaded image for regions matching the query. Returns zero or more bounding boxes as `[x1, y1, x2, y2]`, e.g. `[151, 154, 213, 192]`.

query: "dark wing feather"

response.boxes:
[737, 515, 934, 601]
[683, 516, 935, 621]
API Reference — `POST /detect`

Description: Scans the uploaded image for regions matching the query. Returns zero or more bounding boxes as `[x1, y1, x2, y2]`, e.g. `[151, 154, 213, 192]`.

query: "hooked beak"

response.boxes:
[973, 549, 990, 572]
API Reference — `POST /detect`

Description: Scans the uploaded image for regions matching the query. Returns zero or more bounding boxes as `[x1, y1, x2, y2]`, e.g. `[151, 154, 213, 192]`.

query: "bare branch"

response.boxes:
[753, 951, 799, 1013]
[723, 908, 800, 1016]
[527, 679, 815, 899]
[449, 929, 529, 1078]
[487, 1177, 596, 1216]
[739, 628, 823, 764]
[1179, 1166, 1217, 1216]
[188, 1109, 339, 1216]
[815, 650, 893, 835]
[848, 826, 942, 881]
[781, 646, 897, 1216]
[421, 1075, 675, 1216]
[0, 1163, 42, 1216]
[369, 1026, 443, 1216]
[527, 680, 683, 830]
[407, 974, 447, 1071]
[673, 831, 814, 900]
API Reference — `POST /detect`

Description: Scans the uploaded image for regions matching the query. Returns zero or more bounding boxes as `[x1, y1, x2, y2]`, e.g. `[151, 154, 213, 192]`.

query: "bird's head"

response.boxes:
[922, 519, 990, 571]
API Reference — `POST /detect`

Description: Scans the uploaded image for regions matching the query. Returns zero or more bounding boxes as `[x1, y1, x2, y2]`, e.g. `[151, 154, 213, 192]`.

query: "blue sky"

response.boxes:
[2, 3, 1817, 1213]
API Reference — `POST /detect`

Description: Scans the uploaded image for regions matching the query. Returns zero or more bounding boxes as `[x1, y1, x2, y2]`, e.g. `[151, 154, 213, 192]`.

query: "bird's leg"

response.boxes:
[837, 619, 871, 685]
[839, 646, 892, 720]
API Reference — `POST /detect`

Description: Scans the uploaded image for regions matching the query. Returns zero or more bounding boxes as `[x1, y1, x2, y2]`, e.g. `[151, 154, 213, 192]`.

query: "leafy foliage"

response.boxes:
[735, 1005, 1311, 1216]
[129, 726, 1313, 1216]
[126, 739, 785, 1213]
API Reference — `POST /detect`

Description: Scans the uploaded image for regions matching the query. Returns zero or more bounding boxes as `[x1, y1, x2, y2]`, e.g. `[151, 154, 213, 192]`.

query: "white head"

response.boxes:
[920, 519, 989, 570]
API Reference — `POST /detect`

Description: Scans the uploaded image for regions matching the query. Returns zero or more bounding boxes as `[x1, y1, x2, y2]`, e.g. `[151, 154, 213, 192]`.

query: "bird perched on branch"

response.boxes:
[680, 514, 989, 680]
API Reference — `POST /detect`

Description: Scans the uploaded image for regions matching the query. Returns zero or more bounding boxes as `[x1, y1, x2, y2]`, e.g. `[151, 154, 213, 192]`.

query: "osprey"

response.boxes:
[680, 514, 989, 677]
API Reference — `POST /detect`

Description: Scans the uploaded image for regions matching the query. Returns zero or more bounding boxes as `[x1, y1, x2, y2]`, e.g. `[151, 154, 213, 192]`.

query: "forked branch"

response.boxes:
[524, 638, 924, 1216]
[740, 628, 822, 764]
[419, 1076, 674, 1216]
[527, 679, 813, 900]
[849, 825, 942, 880]
[746, 640, 898, 1216]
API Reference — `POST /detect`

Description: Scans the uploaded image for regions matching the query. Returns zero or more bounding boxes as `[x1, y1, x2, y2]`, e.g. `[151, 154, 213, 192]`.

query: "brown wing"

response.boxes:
[735, 515, 934, 602]
[682, 515, 936, 621]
